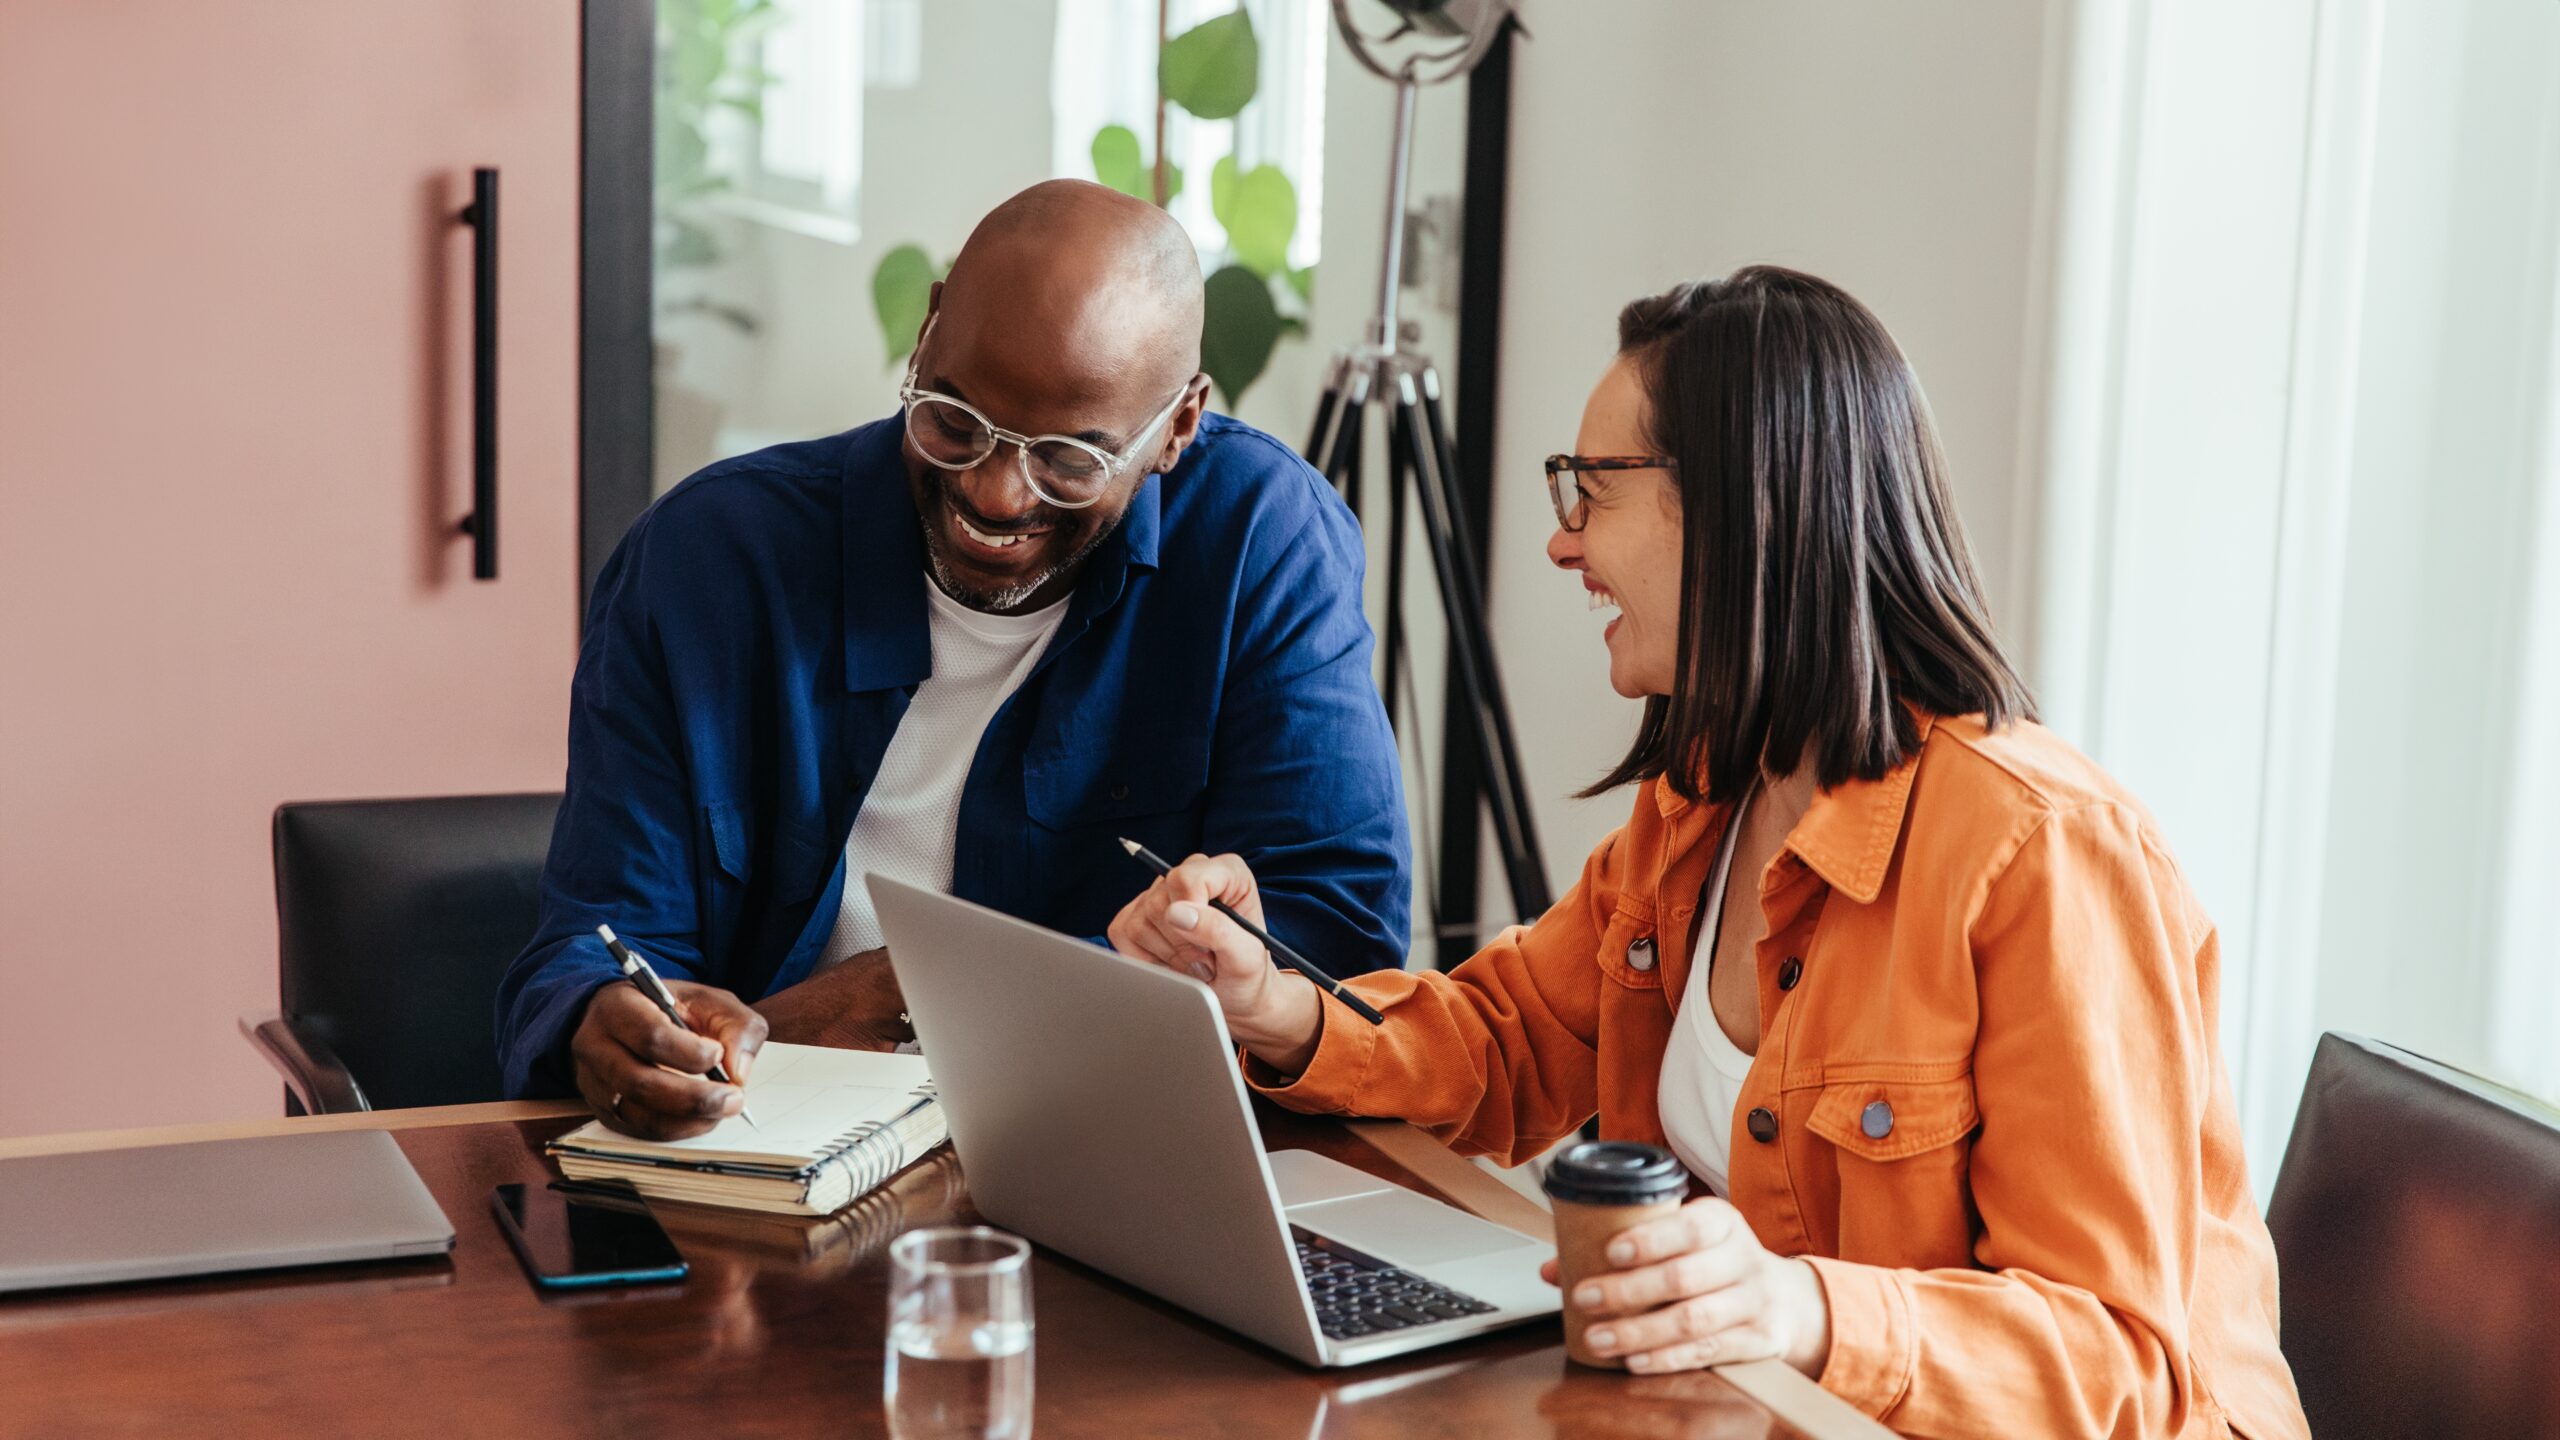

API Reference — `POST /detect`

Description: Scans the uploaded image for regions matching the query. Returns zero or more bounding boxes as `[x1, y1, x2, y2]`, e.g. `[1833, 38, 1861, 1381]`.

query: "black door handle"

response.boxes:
[457, 167, 499, 580]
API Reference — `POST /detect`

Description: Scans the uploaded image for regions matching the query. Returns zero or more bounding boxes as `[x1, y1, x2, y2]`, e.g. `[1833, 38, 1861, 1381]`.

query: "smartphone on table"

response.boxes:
[489, 1182, 688, 1289]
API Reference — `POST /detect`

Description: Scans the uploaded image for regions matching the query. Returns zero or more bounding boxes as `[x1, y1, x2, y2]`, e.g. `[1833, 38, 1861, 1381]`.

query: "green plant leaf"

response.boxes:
[1221, 164, 1296, 279]
[1209, 155, 1240, 226]
[873, 244, 937, 369]
[1201, 263, 1285, 408]
[1160, 10, 1259, 121]
[1093, 125, 1146, 199]
[1091, 124, 1182, 204]
[658, 116, 711, 187]
[1285, 264, 1316, 303]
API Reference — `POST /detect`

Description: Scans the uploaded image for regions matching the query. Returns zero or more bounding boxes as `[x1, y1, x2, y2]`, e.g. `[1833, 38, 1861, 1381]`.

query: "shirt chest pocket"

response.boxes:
[1806, 1074, 1978, 1159]
[704, 801, 836, 902]
[1023, 732, 1211, 830]
[1595, 907, 1667, 992]
[1802, 1073, 1982, 1265]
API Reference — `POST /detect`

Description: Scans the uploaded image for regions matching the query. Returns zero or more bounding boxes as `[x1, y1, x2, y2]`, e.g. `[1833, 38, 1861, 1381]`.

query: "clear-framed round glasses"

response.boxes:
[899, 315, 1194, 511]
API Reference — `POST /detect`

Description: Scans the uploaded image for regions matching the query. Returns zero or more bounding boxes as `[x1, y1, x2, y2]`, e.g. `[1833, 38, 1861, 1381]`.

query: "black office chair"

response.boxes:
[240, 793, 560, 1114]
[2266, 1032, 2560, 1439]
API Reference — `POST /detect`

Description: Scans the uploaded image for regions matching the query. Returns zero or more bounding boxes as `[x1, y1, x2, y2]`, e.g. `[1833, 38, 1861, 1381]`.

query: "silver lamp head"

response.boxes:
[1332, 0, 1515, 86]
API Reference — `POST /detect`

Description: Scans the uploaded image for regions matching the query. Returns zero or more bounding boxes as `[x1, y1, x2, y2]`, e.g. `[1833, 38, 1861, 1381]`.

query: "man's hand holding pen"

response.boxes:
[571, 972, 768, 1141]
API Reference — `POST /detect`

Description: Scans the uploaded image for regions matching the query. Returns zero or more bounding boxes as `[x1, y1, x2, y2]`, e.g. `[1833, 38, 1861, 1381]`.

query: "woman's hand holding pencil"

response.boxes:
[1107, 842, 1379, 1078]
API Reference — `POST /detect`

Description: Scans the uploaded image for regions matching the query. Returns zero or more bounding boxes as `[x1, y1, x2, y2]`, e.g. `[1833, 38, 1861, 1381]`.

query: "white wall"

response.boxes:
[1482, 0, 2054, 909]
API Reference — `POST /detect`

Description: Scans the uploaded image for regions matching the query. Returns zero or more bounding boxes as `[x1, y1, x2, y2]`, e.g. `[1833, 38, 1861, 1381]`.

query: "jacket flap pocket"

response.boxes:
[704, 802, 834, 900]
[1025, 733, 1210, 827]
[705, 801, 750, 881]
[1805, 1076, 1979, 1161]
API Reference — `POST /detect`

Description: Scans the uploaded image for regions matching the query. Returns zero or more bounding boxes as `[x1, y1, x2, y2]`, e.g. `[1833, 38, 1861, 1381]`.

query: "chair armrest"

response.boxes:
[236, 1011, 371, 1115]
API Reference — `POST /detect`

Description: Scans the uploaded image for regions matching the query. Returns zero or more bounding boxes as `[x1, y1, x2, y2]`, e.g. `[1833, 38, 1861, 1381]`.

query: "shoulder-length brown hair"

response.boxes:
[1587, 266, 2034, 804]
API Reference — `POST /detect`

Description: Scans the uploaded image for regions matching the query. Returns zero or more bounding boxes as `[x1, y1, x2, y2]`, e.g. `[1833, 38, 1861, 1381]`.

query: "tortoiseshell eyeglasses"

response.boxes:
[1543, 454, 1678, 533]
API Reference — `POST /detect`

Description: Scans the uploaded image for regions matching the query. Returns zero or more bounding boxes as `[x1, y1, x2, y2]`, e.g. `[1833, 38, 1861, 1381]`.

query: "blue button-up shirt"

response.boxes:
[496, 414, 1410, 1096]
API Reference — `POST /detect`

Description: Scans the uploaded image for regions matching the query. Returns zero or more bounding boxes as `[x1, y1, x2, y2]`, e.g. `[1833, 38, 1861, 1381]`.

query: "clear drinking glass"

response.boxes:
[885, 1226, 1035, 1440]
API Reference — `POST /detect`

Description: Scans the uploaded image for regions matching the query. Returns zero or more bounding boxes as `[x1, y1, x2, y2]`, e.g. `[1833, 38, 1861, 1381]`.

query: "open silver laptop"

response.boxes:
[0, 1128, 456, 1295]
[870, 874, 1559, 1367]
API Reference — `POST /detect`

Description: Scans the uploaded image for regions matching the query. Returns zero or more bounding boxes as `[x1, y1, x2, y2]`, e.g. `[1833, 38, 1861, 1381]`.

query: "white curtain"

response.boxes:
[2019, 0, 2560, 1185]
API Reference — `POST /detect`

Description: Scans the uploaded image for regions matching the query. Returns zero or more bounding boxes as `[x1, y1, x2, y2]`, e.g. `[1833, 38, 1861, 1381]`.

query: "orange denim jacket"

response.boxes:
[1255, 713, 2309, 1439]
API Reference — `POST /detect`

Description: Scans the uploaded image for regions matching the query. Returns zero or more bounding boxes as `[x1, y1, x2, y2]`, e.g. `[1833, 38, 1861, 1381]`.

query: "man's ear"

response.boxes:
[1153, 375, 1211, 473]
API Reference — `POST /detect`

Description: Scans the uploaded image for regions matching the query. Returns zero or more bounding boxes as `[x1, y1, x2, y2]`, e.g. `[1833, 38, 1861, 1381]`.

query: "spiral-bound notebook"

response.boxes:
[547, 1044, 945, 1216]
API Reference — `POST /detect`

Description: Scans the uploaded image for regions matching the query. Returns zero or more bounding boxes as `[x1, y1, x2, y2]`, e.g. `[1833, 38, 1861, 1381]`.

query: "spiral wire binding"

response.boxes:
[804, 1083, 940, 1202]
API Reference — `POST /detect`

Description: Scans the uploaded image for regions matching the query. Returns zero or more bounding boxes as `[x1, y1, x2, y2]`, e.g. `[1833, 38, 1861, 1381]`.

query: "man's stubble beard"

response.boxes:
[917, 497, 1128, 613]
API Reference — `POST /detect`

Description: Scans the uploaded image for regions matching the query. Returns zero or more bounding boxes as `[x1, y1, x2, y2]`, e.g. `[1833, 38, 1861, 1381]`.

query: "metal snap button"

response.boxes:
[1776, 956, 1803, 991]
[1109, 783, 1130, 801]
[1861, 1100, 1894, 1140]
[1746, 1107, 1778, 1143]
[1626, 936, 1657, 972]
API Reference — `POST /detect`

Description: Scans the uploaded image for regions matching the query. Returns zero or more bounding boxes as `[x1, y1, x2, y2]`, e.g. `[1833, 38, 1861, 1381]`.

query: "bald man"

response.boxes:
[495, 181, 1410, 1137]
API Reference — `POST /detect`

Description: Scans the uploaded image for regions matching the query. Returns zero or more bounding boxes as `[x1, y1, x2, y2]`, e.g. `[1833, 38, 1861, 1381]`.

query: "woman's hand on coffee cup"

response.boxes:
[1539, 1195, 1832, 1377]
[1107, 852, 1322, 1069]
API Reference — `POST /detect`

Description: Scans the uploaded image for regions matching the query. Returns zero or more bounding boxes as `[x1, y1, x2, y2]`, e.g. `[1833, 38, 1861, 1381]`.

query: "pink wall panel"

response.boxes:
[0, 3, 587, 1137]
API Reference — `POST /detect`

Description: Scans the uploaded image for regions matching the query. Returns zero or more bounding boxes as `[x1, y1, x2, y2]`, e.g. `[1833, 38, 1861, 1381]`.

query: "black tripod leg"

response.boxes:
[1396, 371, 1554, 919]
[1418, 366, 1547, 911]
[1327, 383, 1367, 516]
[1382, 381, 1412, 738]
[1418, 369, 1491, 607]
[1304, 356, 1345, 466]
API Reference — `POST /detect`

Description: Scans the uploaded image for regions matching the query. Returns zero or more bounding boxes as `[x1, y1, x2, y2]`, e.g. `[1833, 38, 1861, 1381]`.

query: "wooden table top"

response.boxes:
[0, 1101, 1876, 1439]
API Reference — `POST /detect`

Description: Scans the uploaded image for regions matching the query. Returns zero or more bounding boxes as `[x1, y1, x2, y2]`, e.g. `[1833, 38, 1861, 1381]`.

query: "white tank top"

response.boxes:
[1656, 787, 1758, 1196]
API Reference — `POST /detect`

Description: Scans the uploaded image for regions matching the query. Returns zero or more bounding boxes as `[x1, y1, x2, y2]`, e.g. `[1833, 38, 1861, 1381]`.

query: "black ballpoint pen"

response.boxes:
[1116, 838, 1387, 1026]
[596, 924, 759, 1127]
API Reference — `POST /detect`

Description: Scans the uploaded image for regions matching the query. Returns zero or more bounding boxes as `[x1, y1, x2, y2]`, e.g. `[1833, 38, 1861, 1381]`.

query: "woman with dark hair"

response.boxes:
[1109, 267, 2307, 1438]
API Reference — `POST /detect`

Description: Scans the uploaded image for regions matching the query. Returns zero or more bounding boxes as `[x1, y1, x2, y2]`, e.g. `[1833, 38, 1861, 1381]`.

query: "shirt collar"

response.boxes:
[838, 417, 1162, 693]
[1651, 708, 1938, 905]
[1781, 709, 1936, 904]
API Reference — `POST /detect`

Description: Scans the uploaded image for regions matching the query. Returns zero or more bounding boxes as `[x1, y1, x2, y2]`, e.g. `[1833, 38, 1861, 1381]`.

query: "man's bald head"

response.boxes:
[937, 179, 1204, 394]
[901, 180, 1212, 615]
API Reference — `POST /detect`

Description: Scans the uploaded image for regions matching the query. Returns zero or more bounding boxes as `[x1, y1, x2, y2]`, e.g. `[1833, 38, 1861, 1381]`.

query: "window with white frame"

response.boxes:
[1049, 0, 1328, 273]
[706, 0, 869, 243]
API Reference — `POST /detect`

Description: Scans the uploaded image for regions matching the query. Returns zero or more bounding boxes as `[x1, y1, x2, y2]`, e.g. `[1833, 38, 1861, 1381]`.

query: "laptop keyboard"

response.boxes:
[1292, 1226, 1499, 1342]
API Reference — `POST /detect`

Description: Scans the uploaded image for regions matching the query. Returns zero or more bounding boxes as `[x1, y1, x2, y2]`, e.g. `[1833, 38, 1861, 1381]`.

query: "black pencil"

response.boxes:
[1117, 838, 1387, 1026]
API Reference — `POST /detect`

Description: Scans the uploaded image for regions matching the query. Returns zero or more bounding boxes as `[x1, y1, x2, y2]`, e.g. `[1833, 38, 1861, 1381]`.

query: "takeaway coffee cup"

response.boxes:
[1541, 1140, 1691, 1368]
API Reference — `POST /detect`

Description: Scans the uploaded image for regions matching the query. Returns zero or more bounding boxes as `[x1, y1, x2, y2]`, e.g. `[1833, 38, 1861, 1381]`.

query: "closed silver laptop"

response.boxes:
[870, 875, 1560, 1367]
[0, 1128, 456, 1294]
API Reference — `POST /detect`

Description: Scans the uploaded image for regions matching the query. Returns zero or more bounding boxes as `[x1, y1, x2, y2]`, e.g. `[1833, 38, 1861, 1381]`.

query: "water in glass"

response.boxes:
[885, 1226, 1034, 1440]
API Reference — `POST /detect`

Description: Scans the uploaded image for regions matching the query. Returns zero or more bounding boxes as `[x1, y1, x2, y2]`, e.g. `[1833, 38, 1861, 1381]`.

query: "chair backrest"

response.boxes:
[273, 793, 560, 1110]
[2266, 1032, 2560, 1439]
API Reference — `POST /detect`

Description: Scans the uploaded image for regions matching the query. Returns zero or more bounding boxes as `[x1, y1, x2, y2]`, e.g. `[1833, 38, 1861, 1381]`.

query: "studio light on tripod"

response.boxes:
[1308, 0, 1549, 952]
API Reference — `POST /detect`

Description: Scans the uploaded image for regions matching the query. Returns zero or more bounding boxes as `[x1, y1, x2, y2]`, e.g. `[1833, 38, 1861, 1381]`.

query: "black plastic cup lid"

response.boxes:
[1541, 1141, 1689, 1207]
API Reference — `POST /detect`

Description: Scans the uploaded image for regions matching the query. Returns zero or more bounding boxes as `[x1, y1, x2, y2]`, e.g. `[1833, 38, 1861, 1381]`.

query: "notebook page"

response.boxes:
[552, 1043, 934, 1169]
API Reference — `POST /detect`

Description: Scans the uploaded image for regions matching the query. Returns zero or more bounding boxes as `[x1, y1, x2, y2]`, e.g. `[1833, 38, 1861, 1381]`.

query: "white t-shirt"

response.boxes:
[818, 581, 1069, 966]
[1656, 788, 1757, 1196]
